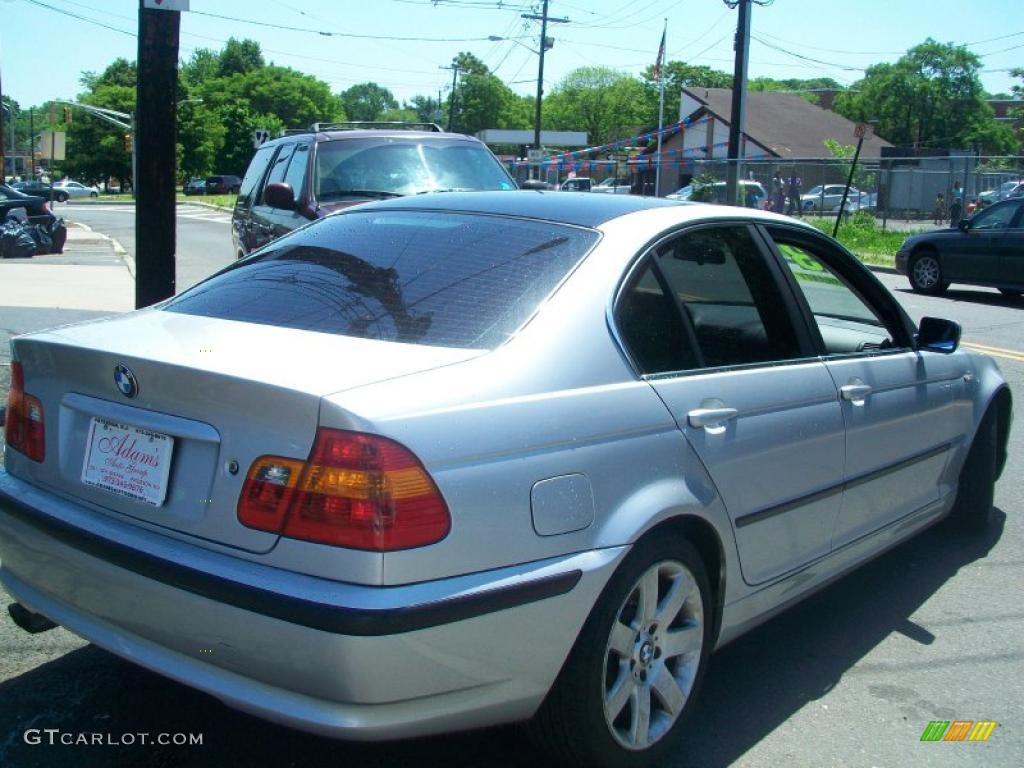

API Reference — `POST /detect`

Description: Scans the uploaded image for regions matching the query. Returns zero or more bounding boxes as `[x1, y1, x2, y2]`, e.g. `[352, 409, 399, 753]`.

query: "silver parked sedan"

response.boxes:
[0, 192, 1012, 767]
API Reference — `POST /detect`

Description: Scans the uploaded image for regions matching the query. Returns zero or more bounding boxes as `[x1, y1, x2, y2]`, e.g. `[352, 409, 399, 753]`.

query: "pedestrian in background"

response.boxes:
[786, 174, 802, 216]
[949, 181, 964, 227]
[932, 192, 946, 225]
[771, 171, 785, 213]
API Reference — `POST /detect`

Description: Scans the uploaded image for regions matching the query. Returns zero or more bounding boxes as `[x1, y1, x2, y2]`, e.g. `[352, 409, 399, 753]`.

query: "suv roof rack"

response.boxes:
[310, 121, 444, 133]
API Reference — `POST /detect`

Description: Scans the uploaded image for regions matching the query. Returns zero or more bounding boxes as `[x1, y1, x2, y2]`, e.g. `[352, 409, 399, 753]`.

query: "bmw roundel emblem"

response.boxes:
[114, 365, 138, 398]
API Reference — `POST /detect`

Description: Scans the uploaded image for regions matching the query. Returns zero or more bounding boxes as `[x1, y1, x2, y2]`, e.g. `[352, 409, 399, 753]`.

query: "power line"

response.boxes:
[22, 0, 134, 37]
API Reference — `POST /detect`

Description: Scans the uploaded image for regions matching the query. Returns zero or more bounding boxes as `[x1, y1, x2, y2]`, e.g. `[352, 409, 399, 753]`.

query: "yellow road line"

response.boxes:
[961, 341, 1024, 363]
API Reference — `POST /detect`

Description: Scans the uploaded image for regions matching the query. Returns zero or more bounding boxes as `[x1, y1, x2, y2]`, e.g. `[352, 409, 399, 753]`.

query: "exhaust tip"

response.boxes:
[7, 602, 58, 634]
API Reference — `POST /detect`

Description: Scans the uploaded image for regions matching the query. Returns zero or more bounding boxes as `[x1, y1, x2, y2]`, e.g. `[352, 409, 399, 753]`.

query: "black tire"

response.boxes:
[530, 534, 712, 768]
[949, 407, 998, 531]
[90, 191, 98, 198]
[908, 249, 949, 295]
[56, 192, 69, 203]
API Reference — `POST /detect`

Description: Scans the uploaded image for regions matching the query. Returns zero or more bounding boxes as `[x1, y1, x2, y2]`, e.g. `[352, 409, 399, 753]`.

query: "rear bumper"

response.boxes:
[0, 469, 625, 739]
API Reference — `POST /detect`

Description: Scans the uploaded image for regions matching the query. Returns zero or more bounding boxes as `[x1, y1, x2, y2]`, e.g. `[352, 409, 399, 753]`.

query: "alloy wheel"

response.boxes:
[602, 560, 704, 751]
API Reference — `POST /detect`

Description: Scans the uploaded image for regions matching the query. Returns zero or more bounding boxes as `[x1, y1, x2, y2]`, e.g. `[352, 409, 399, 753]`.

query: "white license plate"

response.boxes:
[81, 418, 174, 507]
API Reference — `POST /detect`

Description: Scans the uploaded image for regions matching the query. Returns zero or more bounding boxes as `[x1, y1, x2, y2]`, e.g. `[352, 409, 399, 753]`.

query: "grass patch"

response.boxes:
[805, 211, 926, 268]
[75, 193, 238, 210]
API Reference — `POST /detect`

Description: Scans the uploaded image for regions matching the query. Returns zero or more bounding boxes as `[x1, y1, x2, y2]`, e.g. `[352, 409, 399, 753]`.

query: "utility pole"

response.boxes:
[135, 0, 180, 308]
[1, 66, 6, 180]
[522, 1, 569, 155]
[725, 0, 753, 206]
[29, 107, 35, 178]
[439, 64, 465, 132]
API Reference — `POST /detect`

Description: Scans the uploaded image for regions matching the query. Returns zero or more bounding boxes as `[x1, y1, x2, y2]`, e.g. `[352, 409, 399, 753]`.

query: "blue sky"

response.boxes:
[1, 0, 1021, 109]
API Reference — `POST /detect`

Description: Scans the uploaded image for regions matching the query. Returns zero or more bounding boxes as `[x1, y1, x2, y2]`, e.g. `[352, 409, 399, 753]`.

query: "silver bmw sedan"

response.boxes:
[0, 192, 1012, 767]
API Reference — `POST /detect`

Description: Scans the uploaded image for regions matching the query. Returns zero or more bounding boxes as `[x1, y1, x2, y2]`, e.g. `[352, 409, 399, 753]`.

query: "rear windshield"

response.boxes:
[164, 210, 599, 349]
[314, 137, 515, 199]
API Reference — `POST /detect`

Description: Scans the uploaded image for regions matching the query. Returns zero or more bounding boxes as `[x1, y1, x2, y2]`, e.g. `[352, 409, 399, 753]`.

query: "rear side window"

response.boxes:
[164, 211, 598, 349]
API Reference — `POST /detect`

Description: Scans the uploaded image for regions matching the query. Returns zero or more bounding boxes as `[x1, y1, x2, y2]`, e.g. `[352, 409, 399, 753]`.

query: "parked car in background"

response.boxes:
[895, 196, 1024, 297]
[11, 180, 63, 202]
[0, 183, 56, 224]
[591, 177, 632, 194]
[560, 177, 593, 192]
[666, 180, 766, 208]
[53, 180, 100, 199]
[183, 178, 207, 196]
[801, 184, 865, 211]
[205, 175, 243, 194]
[231, 121, 517, 258]
[2, 192, 1011, 767]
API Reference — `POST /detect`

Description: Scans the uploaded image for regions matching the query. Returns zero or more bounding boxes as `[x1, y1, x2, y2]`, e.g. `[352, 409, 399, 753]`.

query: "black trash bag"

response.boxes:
[49, 218, 68, 254]
[31, 222, 54, 255]
[1, 221, 36, 259]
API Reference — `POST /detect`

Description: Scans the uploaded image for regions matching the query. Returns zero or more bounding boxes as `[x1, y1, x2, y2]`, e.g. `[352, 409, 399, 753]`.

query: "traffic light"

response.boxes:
[124, 133, 133, 153]
[63, 106, 72, 124]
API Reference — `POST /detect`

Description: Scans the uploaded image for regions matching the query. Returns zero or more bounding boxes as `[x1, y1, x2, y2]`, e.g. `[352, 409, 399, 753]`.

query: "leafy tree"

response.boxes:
[182, 49, 220, 88]
[341, 83, 398, 122]
[407, 95, 443, 124]
[833, 39, 1015, 153]
[218, 38, 265, 78]
[63, 60, 137, 185]
[446, 52, 531, 134]
[546, 67, 647, 146]
[639, 61, 732, 125]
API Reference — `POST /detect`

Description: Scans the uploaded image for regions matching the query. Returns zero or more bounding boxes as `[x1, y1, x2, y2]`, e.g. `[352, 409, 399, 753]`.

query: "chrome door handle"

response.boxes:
[840, 383, 872, 401]
[687, 407, 739, 428]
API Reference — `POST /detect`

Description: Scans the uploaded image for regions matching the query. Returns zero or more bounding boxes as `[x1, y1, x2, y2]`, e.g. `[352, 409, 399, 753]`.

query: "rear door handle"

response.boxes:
[687, 407, 739, 429]
[840, 383, 872, 401]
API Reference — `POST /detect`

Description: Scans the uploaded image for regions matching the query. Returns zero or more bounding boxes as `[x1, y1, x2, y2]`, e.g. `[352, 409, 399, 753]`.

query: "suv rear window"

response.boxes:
[165, 210, 598, 349]
[314, 137, 515, 199]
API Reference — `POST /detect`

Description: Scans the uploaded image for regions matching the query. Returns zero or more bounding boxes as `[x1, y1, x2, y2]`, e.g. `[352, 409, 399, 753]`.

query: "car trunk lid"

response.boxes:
[9, 309, 479, 553]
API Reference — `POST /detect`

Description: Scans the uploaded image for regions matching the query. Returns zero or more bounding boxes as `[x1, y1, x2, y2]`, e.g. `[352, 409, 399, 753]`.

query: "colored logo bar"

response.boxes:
[920, 721, 997, 742]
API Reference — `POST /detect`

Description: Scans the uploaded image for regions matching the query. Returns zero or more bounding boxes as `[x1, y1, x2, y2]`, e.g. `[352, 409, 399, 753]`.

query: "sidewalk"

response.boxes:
[0, 226, 135, 312]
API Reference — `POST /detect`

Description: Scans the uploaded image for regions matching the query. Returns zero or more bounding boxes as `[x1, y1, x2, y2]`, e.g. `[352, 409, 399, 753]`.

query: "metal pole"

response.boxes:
[29, 107, 35, 178]
[654, 20, 667, 197]
[833, 135, 864, 238]
[533, 0, 549, 152]
[725, 0, 751, 206]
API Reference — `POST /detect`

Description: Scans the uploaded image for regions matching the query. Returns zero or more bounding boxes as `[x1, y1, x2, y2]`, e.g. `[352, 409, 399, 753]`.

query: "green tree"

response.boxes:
[447, 52, 531, 134]
[546, 67, 647, 146]
[64, 60, 138, 185]
[182, 48, 220, 88]
[218, 38, 265, 78]
[833, 39, 1015, 153]
[341, 83, 398, 122]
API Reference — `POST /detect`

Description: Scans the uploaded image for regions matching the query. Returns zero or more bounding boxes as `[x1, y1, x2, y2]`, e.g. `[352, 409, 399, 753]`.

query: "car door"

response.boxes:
[248, 144, 295, 251]
[763, 225, 968, 548]
[997, 200, 1024, 288]
[616, 223, 845, 585]
[232, 144, 277, 256]
[943, 200, 1020, 283]
[262, 142, 312, 240]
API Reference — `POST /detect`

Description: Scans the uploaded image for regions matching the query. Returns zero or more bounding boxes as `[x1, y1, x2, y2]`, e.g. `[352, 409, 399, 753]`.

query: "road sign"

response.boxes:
[527, 148, 544, 163]
[143, 0, 190, 10]
[253, 129, 271, 148]
[854, 122, 873, 140]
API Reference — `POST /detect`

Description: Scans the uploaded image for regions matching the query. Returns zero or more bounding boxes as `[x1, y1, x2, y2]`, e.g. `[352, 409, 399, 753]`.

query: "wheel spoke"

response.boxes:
[608, 619, 635, 658]
[650, 664, 687, 716]
[629, 682, 652, 746]
[661, 622, 702, 660]
[654, 573, 691, 626]
[606, 673, 636, 720]
[636, 568, 660, 625]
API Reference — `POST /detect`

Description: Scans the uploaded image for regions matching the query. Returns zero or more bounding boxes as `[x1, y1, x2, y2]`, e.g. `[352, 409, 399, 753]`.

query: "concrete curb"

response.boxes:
[66, 220, 135, 278]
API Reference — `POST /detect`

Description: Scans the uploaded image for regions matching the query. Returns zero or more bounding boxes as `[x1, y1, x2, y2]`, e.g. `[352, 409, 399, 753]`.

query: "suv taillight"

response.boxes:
[5, 362, 45, 462]
[238, 428, 450, 551]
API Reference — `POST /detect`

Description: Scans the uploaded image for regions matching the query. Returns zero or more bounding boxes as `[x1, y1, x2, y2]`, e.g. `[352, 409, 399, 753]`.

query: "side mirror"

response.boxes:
[917, 316, 960, 354]
[958, 218, 970, 232]
[263, 182, 295, 210]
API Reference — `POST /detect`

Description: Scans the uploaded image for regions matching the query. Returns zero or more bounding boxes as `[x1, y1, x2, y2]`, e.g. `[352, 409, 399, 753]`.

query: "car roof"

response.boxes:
[338, 190, 686, 228]
[265, 129, 481, 146]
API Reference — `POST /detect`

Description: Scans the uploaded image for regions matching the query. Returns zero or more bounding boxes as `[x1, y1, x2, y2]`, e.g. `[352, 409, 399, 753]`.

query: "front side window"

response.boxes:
[773, 239, 895, 355]
[238, 145, 276, 202]
[971, 200, 1022, 230]
[164, 211, 598, 349]
[314, 138, 514, 200]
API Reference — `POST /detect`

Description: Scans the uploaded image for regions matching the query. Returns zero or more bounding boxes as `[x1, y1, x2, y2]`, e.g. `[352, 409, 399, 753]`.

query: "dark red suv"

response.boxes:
[231, 122, 516, 258]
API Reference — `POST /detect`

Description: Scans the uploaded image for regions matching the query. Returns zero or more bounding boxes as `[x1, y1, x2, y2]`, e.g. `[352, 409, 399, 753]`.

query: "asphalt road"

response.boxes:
[0, 217, 1021, 767]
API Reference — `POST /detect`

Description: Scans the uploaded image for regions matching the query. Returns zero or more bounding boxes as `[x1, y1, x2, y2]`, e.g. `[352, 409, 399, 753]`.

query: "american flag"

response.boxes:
[654, 25, 666, 83]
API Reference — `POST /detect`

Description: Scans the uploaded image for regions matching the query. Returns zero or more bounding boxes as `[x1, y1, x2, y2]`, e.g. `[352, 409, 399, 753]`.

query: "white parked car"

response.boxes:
[591, 177, 632, 194]
[801, 184, 866, 211]
[53, 180, 100, 200]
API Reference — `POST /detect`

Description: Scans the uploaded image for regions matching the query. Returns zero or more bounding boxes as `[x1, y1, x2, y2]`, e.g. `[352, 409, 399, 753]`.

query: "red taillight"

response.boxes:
[238, 429, 450, 551]
[5, 362, 45, 462]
